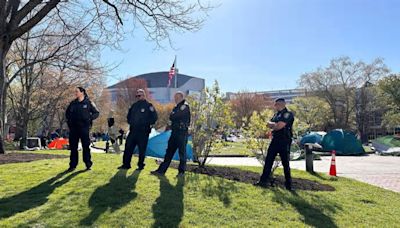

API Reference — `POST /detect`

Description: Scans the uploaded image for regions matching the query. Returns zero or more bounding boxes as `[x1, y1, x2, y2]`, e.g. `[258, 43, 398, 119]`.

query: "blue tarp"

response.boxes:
[300, 132, 324, 146]
[144, 130, 193, 161]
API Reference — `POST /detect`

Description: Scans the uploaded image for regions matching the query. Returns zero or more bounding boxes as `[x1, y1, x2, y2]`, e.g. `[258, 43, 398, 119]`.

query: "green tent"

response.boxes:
[321, 129, 365, 155]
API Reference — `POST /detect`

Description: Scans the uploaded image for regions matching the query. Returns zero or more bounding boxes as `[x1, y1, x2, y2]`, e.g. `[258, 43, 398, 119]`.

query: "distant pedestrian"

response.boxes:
[118, 128, 125, 145]
[66, 87, 99, 172]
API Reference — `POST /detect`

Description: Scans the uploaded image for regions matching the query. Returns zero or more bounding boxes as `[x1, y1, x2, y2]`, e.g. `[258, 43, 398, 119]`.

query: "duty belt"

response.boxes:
[171, 122, 189, 131]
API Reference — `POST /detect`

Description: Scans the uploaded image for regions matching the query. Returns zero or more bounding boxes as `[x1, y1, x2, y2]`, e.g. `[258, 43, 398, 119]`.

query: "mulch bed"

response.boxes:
[165, 162, 335, 191]
[0, 153, 68, 165]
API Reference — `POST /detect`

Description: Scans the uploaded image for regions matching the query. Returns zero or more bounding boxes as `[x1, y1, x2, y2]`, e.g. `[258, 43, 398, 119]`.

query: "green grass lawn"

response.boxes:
[1, 151, 400, 227]
[374, 135, 400, 147]
[211, 141, 253, 156]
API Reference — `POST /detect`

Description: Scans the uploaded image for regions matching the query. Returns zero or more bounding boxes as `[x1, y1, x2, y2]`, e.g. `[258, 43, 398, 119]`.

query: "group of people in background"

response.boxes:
[65, 86, 294, 190]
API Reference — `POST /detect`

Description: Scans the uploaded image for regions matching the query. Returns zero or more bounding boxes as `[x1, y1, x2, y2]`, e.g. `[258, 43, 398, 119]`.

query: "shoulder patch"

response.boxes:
[149, 106, 155, 112]
[283, 112, 290, 119]
[180, 104, 186, 111]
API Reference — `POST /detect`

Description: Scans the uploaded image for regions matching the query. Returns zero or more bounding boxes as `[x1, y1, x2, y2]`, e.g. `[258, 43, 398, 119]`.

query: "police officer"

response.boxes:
[118, 89, 158, 170]
[255, 98, 294, 190]
[151, 92, 190, 177]
[66, 87, 99, 172]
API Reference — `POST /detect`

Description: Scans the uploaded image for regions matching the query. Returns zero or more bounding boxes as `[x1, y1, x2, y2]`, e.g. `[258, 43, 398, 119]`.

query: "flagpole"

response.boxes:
[174, 55, 178, 88]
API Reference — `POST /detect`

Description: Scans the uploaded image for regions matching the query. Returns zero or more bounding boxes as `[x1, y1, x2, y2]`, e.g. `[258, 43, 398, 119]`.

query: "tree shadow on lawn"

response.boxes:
[272, 190, 342, 228]
[152, 175, 184, 228]
[0, 170, 85, 220]
[80, 169, 141, 226]
[185, 173, 238, 207]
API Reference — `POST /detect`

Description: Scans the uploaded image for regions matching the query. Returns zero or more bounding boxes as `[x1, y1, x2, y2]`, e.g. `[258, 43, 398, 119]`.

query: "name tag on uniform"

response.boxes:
[141, 108, 145, 112]
[83, 105, 88, 108]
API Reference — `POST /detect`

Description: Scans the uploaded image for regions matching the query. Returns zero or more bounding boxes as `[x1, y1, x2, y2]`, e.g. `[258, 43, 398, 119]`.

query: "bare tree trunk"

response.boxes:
[0, 44, 8, 154]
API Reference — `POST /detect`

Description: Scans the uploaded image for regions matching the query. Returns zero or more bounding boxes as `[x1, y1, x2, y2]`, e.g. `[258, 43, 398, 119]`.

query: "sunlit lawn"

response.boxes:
[0, 150, 399, 227]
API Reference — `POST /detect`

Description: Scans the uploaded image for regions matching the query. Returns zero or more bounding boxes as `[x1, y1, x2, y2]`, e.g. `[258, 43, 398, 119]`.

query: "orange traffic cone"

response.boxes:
[329, 150, 337, 176]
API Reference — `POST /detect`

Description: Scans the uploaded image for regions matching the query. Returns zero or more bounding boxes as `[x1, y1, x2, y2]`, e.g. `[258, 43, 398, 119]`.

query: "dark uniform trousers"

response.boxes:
[123, 130, 149, 168]
[158, 130, 188, 173]
[69, 126, 92, 168]
[260, 138, 292, 185]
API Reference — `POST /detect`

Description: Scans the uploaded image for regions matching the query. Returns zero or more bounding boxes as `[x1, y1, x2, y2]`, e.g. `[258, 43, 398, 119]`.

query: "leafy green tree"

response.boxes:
[378, 74, 400, 108]
[381, 111, 400, 134]
[289, 97, 332, 132]
[243, 109, 273, 164]
[378, 74, 400, 134]
[189, 81, 234, 167]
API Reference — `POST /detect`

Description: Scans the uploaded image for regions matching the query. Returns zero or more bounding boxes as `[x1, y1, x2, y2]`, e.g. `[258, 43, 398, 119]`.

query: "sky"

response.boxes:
[100, 0, 400, 92]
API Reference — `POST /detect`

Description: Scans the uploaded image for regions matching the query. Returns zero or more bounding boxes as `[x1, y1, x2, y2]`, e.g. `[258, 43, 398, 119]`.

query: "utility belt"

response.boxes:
[272, 131, 292, 143]
[171, 122, 189, 131]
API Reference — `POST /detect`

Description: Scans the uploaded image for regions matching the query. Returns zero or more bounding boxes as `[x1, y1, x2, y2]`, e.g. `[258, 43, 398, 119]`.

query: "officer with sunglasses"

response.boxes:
[118, 89, 158, 170]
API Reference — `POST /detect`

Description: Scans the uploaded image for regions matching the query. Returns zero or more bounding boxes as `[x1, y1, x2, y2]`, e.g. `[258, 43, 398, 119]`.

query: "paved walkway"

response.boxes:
[206, 155, 400, 193]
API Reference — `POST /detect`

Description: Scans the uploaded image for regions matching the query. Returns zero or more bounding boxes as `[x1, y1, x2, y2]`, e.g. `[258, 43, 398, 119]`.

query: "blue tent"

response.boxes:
[321, 129, 365, 155]
[300, 132, 325, 147]
[144, 130, 193, 161]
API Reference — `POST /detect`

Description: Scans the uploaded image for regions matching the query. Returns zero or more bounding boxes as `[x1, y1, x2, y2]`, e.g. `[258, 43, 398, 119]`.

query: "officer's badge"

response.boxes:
[141, 108, 145, 113]
[83, 104, 88, 108]
[149, 106, 155, 112]
[284, 112, 290, 119]
[180, 105, 186, 111]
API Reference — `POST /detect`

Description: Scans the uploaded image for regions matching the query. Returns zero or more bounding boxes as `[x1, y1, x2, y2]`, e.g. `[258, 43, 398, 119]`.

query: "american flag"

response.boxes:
[168, 56, 177, 87]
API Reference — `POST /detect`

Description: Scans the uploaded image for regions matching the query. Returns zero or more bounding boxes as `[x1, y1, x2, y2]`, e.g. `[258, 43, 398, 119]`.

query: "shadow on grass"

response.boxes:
[185, 173, 238, 207]
[0, 170, 85, 219]
[272, 190, 341, 228]
[152, 176, 184, 228]
[311, 172, 338, 182]
[80, 169, 141, 226]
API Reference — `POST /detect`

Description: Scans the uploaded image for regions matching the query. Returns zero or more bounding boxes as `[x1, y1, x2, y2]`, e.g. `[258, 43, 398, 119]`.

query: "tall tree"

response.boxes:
[377, 74, 400, 134]
[289, 96, 332, 132]
[229, 92, 273, 128]
[0, 0, 212, 153]
[299, 57, 388, 130]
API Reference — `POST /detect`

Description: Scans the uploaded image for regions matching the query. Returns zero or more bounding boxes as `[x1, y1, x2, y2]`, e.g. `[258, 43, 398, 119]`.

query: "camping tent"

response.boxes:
[321, 129, 365, 155]
[300, 132, 326, 147]
[144, 130, 193, 160]
[48, 138, 69, 149]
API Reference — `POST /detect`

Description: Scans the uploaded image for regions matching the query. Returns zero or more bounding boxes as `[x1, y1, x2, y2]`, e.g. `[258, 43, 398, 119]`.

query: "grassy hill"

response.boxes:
[0, 151, 399, 227]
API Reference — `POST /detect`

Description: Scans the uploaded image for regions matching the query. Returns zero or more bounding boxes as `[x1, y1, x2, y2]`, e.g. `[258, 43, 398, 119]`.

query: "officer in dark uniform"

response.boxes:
[255, 98, 294, 190]
[151, 92, 190, 177]
[118, 89, 158, 170]
[66, 87, 99, 172]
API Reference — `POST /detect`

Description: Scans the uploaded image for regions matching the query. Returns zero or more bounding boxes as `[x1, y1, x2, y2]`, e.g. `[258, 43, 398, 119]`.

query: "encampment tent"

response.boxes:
[48, 138, 69, 149]
[143, 130, 193, 160]
[321, 129, 365, 155]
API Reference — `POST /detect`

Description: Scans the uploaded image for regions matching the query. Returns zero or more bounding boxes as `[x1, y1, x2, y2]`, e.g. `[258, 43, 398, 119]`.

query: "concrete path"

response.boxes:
[207, 155, 400, 193]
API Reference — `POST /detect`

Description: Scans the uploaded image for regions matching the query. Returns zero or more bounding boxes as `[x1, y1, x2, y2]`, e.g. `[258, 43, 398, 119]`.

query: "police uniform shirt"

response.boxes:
[170, 100, 191, 131]
[66, 98, 99, 127]
[271, 108, 294, 139]
[127, 100, 158, 129]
